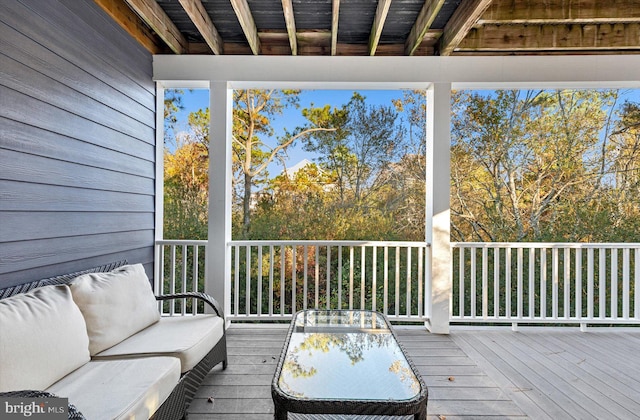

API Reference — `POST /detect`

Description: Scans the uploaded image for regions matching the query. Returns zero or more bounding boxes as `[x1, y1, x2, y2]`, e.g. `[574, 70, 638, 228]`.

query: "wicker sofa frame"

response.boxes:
[0, 261, 227, 420]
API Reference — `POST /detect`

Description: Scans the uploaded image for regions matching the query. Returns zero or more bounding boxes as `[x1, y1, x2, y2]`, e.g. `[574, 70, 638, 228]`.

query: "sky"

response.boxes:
[171, 88, 410, 176]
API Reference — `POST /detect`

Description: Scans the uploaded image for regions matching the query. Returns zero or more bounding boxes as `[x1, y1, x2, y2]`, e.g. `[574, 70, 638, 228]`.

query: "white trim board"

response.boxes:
[153, 55, 640, 90]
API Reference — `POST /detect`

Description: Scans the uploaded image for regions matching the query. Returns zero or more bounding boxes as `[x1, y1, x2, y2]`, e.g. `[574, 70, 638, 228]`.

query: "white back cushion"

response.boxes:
[0, 285, 91, 392]
[70, 264, 160, 355]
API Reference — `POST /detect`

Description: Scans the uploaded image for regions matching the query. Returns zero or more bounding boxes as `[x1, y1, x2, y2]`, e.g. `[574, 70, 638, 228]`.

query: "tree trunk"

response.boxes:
[243, 173, 252, 237]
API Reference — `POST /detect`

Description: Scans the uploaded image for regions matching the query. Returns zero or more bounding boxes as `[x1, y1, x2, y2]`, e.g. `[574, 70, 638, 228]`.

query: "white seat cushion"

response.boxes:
[70, 264, 160, 355]
[94, 315, 224, 373]
[0, 285, 90, 392]
[47, 357, 180, 420]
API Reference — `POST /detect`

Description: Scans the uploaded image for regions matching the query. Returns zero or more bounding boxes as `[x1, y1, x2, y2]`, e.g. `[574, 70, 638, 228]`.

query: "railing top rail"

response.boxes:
[156, 239, 209, 246]
[451, 242, 640, 249]
[228, 240, 430, 247]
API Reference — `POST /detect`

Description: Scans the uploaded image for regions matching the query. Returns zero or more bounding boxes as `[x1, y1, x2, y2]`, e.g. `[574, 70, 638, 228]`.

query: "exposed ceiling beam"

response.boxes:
[439, 0, 492, 56]
[369, 0, 393, 55]
[479, 0, 640, 25]
[458, 23, 640, 52]
[93, 0, 166, 54]
[331, 0, 340, 55]
[122, 0, 188, 54]
[230, 0, 261, 55]
[178, 0, 223, 54]
[281, 0, 298, 55]
[405, 0, 446, 56]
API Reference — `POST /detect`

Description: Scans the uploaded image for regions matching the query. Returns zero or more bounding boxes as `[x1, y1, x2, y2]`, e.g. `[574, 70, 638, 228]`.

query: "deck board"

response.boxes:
[188, 325, 640, 419]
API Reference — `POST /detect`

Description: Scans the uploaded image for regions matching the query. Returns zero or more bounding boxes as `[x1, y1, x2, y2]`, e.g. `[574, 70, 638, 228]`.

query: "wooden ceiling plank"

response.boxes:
[178, 0, 223, 54]
[123, 0, 188, 54]
[480, 0, 640, 24]
[458, 23, 640, 52]
[439, 0, 492, 56]
[94, 0, 166, 54]
[369, 0, 393, 56]
[331, 0, 340, 55]
[405, 0, 446, 56]
[230, 0, 261, 55]
[281, 0, 298, 55]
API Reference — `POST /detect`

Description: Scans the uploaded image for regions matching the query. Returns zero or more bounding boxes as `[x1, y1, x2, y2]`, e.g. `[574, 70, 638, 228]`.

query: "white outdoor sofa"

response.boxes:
[0, 261, 227, 420]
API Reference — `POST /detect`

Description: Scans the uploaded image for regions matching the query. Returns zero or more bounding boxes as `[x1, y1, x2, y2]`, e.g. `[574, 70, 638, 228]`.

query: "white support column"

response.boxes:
[425, 82, 452, 334]
[207, 82, 233, 322]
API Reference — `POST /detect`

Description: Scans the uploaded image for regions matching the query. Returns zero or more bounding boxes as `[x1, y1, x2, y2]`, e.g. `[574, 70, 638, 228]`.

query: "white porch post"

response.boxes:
[425, 82, 451, 334]
[207, 82, 233, 321]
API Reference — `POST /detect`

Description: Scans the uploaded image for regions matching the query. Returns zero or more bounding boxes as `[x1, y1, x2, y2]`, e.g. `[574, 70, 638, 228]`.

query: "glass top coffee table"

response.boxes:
[272, 310, 428, 419]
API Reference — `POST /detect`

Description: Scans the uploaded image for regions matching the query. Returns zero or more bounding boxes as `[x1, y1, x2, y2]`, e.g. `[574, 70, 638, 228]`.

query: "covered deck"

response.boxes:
[189, 325, 640, 419]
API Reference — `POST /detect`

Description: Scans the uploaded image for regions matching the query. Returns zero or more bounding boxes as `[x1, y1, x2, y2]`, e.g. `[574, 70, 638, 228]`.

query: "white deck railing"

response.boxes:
[451, 243, 640, 329]
[228, 240, 430, 321]
[155, 239, 430, 321]
[155, 240, 640, 328]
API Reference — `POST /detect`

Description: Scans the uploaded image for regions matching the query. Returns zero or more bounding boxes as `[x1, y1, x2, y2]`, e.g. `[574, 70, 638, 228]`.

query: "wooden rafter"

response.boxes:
[459, 23, 640, 52]
[405, 0, 446, 56]
[479, 0, 640, 25]
[178, 0, 223, 54]
[122, 0, 188, 54]
[93, 0, 166, 54]
[281, 0, 298, 55]
[331, 0, 340, 55]
[369, 0, 393, 56]
[230, 0, 261, 55]
[439, 0, 492, 56]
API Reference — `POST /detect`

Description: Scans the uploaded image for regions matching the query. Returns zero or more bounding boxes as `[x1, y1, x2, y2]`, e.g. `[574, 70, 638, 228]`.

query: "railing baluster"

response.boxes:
[623, 248, 629, 320]
[494, 247, 500, 319]
[326, 246, 331, 310]
[338, 245, 343, 309]
[395, 247, 400, 317]
[588, 248, 594, 319]
[280, 245, 285, 316]
[552, 247, 558, 319]
[361, 246, 366, 310]
[246, 246, 251, 316]
[181, 245, 187, 315]
[459, 247, 465, 318]
[529, 247, 535, 318]
[372, 246, 377, 312]
[540, 248, 547, 319]
[257, 245, 263, 316]
[418, 246, 424, 318]
[505, 247, 511, 319]
[315, 245, 320, 309]
[170, 245, 176, 316]
[192, 245, 199, 315]
[471, 248, 476, 318]
[406, 247, 412, 317]
[599, 248, 606, 319]
[611, 248, 618, 319]
[383, 246, 389, 315]
[269, 245, 274, 316]
[234, 245, 239, 316]
[292, 246, 297, 314]
[517, 247, 523, 319]
[349, 246, 354, 310]
[635, 248, 640, 320]
[575, 248, 582, 320]
[303, 245, 308, 310]
[564, 248, 570, 319]
[482, 247, 488, 319]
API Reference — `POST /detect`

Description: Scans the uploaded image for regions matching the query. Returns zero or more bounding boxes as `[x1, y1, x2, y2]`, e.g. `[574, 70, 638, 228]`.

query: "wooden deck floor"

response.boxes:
[188, 325, 640, 420]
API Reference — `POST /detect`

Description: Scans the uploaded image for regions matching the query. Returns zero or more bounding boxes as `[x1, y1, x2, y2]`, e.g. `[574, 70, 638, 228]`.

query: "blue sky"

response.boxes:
[172, 88, 409, 176]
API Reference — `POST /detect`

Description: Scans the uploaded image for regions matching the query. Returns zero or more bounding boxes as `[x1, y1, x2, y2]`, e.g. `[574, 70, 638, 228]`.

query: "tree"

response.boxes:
[304, 92, 404, 207]
[450, 89, 619, 242]
[232, 89, 335, 237]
